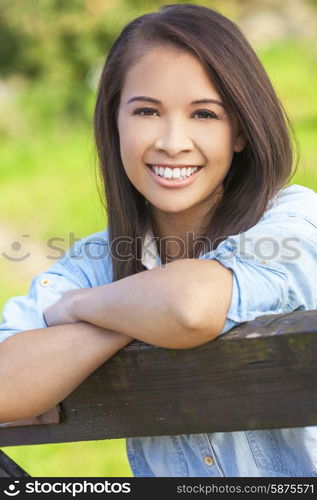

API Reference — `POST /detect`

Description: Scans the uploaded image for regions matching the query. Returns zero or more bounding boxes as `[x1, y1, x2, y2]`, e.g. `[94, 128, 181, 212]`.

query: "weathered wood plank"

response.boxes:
[1, 309, 317, 447]
[0, 450, 30, 477]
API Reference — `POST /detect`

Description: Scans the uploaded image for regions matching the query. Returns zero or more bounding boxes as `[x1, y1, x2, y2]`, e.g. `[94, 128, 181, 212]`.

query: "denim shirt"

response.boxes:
[1, 184, 317, 477]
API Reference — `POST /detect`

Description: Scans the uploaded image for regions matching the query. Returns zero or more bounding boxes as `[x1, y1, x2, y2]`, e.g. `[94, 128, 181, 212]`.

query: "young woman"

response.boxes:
[1, 4, 317, 477]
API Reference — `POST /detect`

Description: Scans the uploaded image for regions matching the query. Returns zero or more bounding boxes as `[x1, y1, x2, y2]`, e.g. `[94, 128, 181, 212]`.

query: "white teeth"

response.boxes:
[164, 167, 173, 179]
[172, 168, 181, 179]
[150, 165, 199, 180]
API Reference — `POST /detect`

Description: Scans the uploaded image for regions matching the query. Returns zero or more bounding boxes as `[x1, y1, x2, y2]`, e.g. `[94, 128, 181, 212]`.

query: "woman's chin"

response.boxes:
[149, 201, 195, 215]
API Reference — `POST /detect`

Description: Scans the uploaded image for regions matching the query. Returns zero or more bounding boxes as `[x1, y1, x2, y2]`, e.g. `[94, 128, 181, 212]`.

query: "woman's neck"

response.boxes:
[149, 208, 208, 265]
[155, 223, 198, 264]
[148, 187, 223, 264]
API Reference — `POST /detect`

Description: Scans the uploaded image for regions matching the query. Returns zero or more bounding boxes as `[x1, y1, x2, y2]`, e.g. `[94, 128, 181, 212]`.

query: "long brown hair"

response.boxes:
[94, 3, 296, 282]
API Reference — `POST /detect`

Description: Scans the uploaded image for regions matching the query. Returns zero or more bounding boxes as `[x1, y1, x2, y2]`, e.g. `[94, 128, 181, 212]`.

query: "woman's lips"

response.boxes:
[146, 164, 203, 188]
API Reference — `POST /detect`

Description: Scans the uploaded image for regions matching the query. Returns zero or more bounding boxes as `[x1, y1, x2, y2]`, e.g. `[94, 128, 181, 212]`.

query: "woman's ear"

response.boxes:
[233, 132, 246, 153]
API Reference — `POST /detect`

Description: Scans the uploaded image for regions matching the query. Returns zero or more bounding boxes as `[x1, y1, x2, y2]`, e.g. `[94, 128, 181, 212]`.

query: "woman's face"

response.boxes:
[117, 46, 245, 217]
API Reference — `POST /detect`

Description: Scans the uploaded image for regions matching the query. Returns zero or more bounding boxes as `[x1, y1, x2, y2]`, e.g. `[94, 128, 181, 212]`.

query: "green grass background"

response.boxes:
[1, 39, 317, 476]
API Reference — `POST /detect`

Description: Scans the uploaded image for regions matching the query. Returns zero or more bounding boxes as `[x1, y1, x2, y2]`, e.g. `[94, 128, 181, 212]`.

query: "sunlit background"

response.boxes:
[1, 0, 317, 476]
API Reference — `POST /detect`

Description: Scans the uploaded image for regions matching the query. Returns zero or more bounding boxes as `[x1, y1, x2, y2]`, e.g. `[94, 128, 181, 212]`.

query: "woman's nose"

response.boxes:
[154, 121, 193, 155]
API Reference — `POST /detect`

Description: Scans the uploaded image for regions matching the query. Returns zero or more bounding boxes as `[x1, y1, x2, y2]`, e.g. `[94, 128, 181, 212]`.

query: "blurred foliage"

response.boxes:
[1, 0, 121, 119]
[0, 1, 212, 118]
[0, 0, 258, 120]
[2, 439, 132, 477]
[0, 0, 316, 125]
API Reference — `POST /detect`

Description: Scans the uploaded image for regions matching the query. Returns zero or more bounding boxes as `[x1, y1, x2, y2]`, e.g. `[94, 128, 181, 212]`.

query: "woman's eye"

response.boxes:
[132, 107, 218, 119]
[193, 109, 218, 119]
[133, 107, 160, 116]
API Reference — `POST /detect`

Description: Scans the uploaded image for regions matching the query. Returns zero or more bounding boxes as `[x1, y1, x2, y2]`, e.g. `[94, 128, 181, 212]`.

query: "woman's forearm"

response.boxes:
[71, 262, 194, 349]
[0, 323, 132, 422]
[72, 259, 223, 349]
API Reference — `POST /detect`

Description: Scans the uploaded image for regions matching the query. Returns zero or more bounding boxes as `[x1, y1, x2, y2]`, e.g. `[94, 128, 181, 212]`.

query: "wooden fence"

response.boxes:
[1, 309, 317, 477]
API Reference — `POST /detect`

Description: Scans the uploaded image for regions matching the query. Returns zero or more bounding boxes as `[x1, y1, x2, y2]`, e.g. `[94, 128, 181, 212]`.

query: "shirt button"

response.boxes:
[40, 279, 50, 287]
[204, 456, 214, 466]
[260, 260, 267, 265]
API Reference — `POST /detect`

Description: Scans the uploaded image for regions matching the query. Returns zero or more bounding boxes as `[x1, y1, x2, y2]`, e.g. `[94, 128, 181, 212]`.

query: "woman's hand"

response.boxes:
[44, 289, 82, 327]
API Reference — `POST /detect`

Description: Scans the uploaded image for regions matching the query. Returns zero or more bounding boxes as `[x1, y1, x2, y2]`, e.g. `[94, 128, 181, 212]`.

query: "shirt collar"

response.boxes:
[141, 228, 161, 269]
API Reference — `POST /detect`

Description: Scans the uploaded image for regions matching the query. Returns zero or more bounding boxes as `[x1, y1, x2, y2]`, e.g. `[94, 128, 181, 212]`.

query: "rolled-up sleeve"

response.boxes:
[0, 251, 91, 344]
[200, 214, 317, 335]
[0, 229, 112, 344]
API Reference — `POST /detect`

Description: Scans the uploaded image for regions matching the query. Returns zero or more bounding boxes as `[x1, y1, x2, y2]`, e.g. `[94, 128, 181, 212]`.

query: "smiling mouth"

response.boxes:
[146, 164, 203, 180]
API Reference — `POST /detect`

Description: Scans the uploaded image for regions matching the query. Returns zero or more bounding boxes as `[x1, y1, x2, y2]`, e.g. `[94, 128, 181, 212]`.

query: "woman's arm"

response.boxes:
[0, 323, 132, 423]
[44, 259, 233, 349]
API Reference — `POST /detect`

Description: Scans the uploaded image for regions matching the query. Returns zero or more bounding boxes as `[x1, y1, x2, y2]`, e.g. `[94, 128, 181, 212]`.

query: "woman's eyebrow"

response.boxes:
[193, 98, 224, 107]
[126, 96, 160, 105]
[126, 96, 224, 107]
